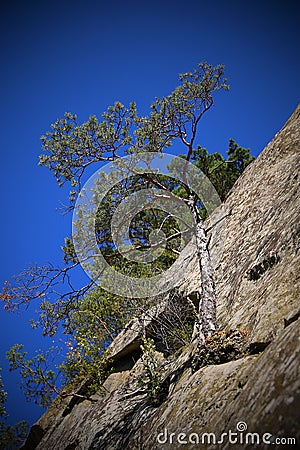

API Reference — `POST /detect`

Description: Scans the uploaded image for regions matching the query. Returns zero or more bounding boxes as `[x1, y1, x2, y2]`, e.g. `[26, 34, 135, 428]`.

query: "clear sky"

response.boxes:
[0, 0, 299, 429]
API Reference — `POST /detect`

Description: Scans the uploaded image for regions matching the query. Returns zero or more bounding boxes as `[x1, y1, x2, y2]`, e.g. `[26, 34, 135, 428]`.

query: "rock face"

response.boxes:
[23, 105, 300, 450]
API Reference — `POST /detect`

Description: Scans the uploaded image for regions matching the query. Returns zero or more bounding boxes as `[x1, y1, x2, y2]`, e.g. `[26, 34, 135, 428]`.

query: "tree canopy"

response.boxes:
[0, 62, 254, 410]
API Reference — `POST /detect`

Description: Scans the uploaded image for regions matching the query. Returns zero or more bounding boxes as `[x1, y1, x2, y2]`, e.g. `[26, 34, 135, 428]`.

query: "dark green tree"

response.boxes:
[191, 139, 254, 202]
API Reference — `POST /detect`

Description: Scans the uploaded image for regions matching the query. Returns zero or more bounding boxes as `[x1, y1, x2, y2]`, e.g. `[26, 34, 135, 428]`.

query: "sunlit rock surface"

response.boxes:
[22, 104, 300, 450]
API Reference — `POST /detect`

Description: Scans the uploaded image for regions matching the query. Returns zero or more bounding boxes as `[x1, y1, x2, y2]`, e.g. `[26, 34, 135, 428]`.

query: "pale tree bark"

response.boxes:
[189, 196, 217, 345]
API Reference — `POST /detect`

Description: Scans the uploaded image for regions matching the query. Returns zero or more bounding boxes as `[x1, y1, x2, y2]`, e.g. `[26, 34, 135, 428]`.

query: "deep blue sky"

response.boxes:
[0, 0, 299, 429]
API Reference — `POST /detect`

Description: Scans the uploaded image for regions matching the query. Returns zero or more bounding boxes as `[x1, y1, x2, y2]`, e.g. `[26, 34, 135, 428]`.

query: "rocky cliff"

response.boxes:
[23, 105, 300, 450]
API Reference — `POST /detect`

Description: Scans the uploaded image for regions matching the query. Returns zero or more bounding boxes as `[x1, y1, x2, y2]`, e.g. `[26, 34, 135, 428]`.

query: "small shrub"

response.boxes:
[138, 337, 162, 406]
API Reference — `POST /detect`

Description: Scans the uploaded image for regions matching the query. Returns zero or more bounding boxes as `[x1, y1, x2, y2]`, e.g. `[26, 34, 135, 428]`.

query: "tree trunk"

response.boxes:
[189, 198, 217, 344]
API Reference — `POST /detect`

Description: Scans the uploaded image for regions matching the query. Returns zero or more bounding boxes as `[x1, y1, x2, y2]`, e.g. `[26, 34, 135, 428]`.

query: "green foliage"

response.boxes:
[7, 288, 133, 404]
[39, 103, 137, 196]
[59, 350, 112, 397]
[138, 337, 162, 405]
[0, 421, 28, 450]
[191, 139, 255, 202]
[227, 138, 255, 172]
[58, 288, 132, 393]
[90, 173, 181, 277]
[63, 287, 132, 345]
[6, 344, 57, 408]
[39, 62, 228, 202]
[61, 237, 78, 265]
[0, 369, 28, 449]
[192, 328, 248, 371]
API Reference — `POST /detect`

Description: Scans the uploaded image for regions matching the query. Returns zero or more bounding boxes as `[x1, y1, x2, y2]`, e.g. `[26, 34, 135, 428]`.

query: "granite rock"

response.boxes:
[22, 104, 300, 450]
